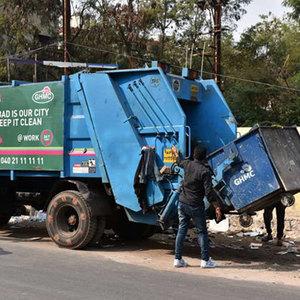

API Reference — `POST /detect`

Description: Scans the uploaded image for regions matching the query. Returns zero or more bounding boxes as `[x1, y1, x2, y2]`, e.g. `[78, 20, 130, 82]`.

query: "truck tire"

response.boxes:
[88, 216, 106, 247]
[46, 190, 97, 249]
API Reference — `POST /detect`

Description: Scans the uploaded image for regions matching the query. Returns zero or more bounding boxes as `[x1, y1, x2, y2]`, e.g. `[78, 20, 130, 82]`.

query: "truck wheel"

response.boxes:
[0, 213, 12, 227]
[46, 190, 97, 249]
[88, 216, 106, 247]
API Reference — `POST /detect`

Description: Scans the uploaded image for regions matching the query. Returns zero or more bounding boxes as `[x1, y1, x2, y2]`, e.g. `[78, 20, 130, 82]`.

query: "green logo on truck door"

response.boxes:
[0, 82, 64, 171]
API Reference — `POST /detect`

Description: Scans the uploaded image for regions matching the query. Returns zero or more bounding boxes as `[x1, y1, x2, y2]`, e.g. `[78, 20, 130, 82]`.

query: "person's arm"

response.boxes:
[202, 170, 222, 222]
[171, 146, 188, 168]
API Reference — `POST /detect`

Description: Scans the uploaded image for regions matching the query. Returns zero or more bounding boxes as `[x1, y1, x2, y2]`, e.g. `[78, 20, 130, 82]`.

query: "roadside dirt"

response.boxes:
[1, 218, 299, 287]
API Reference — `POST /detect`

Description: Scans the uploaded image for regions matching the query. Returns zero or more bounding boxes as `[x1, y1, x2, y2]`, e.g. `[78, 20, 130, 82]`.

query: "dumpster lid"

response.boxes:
[259, 127, 300, 192]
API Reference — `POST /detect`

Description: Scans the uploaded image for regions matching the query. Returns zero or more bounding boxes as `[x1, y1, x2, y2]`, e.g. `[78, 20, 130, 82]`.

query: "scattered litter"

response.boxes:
[276, 251, 288, 255]
[101, 244, 115, 249]
[168, 234, 176, 240]
[35, 210, 47, 222]
[287, 247, 299, 254]
[209, 219, 229, 232]
[229, 245, 244, 250]
[26, 237, 42, 241]
[236, 231, 262, 238]
[244, 232, 260, 237]
[282, 241, 295, 247]
[220, 243, 243, 250]
[249, 242, 262, 249]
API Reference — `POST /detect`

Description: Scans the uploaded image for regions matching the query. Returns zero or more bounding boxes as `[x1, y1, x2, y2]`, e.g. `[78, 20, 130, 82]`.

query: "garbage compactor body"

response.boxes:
[0, 64, 299, 248]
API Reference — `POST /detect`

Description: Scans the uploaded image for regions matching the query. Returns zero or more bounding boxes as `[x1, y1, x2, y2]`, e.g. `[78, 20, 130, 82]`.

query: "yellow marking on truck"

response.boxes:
[163, 148, 177, 163]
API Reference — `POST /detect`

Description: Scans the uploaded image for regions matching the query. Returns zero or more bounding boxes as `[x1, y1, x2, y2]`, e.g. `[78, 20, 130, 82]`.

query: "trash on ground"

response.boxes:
[236, 231, 262, 238]
[249, 242, 262, 249]
[209, 219, 229, 232]
[276, 251, 289, 255]
[282, 241, 295, 247]
[101, 244, 116, 249]
[220, 244, 244, 250]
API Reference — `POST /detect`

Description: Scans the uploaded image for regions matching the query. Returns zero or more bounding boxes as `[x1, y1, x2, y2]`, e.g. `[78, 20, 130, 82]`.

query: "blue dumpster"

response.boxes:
[208, 127, 300, 213]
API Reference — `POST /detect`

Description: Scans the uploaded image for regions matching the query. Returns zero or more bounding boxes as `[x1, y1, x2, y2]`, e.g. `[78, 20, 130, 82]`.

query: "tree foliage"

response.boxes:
[0, 0, 61, 81]
[0, 0, 298, 125]
[223, 16, 300, 125]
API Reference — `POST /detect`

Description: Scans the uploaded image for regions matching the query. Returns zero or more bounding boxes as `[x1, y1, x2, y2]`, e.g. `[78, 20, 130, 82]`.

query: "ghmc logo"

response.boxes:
[32, 86, 54, 104]
[233, 164, 256, 186]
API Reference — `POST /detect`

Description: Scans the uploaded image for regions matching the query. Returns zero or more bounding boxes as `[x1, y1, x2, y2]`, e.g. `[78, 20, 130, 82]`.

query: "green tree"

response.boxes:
[283, 0, 300, 20]
[0, 0, 61, 82]
[223, 16, 300, 126]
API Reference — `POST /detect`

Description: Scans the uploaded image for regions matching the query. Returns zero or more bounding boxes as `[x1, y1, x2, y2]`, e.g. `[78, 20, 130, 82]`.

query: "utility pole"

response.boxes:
[6, 58, 10, 82]
[33, 53, 38, 82]
[213, 0, 222, 87]
[63, 0, 71, 75]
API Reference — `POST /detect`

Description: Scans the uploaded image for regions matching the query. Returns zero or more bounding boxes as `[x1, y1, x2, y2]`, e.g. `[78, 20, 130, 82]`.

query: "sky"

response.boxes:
[234, 0, 290, 40]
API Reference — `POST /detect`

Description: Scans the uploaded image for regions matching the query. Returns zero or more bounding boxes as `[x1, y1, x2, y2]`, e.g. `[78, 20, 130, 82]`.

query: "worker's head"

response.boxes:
[193, 145, 207, 161]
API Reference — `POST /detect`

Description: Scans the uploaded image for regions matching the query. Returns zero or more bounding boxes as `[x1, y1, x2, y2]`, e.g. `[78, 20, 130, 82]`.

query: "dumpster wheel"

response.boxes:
[239, 214, 253, 228]
[46, 190, 97, 249]
[280, 193, 295, 207]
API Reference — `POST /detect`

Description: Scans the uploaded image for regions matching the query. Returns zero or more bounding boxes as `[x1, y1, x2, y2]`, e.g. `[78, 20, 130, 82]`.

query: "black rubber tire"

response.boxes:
[46, 190, 97, 249]
[88, 216, 106, 247]
[0, 213, 12, 227]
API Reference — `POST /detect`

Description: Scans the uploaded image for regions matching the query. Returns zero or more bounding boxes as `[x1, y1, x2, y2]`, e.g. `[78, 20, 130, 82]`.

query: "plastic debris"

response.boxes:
[244, 232, 260, 237]
[249, 242, 262, 249]
[209, 219, 229, 232]
[236, 231, 263, 238]
[276, 251, 288, 255]
[220, 244, 243, 250]
[282, 241, 295, 247]
[36, 210, 47, 222]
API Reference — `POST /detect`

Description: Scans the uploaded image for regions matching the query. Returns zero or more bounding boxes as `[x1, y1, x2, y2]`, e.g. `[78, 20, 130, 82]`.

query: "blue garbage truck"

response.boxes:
[0, 62, 299, 249]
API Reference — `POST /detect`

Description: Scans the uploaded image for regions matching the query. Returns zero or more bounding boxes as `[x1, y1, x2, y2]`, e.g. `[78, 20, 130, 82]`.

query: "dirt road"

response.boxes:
[0, 220, 299, 288]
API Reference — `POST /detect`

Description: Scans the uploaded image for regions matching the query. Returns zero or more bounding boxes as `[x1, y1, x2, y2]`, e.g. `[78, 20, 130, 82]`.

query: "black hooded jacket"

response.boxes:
[177, 158, 215, 207]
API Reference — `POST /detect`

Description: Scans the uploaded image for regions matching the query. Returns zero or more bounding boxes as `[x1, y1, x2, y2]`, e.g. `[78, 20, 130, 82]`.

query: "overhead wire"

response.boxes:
[66, 42, 300, 93]
[2, 40, 300, 93]
[0, 42, 60, 63]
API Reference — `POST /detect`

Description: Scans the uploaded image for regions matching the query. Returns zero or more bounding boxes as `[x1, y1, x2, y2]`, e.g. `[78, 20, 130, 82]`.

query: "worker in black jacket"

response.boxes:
[172, 145, 222, 268]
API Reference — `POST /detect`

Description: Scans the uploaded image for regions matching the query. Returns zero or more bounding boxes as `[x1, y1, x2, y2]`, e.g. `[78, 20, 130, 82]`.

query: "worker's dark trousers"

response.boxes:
[175, 201, 209, 261]
[263, 202, 286, 239]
